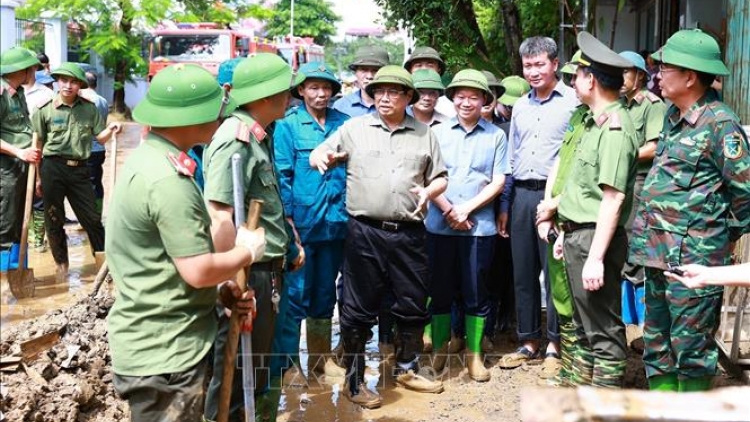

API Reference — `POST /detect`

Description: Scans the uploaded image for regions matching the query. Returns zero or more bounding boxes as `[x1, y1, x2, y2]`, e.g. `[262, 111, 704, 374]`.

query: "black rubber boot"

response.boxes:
[341, 326, 381, 408]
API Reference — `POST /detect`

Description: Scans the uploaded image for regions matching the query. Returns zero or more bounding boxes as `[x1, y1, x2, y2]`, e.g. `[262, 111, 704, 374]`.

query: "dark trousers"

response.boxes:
[0, 156, 28, 249]
[339, 218, 430, 331]
[511, 186, 559, 343]
[488, 234, 515, 332]
[40, 158, 105, 264]
[114, 357, 208, 422]
[204, 269, 283, 422]
[88, 150, 106, 199]
[563, 227, 627, 361]
[427, 234, 495, 318]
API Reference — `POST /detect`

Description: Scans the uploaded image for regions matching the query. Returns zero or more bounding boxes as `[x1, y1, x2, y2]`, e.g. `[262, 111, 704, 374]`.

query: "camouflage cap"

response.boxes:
[51, 62, 89, 88]
[498, 75, 531, 106]
[293, 61, 341, 99]
[445, 69, 494, 105]
[133, 64, 235, 127]
[481, 70, 506, 99]
[364, 65, 420, 104]
[619, 51, 648, 74]
[231, 53, 305, 105]
[575, 32, 633, 76]
[348, 45, 390, 71]
[0, 47, 41, 75]
[561, 50, 582, 75]
[652, 29, 729, 76]
[404, 46, 446, 75]
[412, 69, 445, 92]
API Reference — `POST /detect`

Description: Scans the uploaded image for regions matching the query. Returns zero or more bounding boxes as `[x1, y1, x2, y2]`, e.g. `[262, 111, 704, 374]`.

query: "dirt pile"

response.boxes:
[0, 290, 127, 422]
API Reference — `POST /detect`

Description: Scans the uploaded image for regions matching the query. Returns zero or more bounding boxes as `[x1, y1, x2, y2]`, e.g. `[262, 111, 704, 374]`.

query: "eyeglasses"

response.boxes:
[658, 64, 683, 75]
[373, 88, 405, 98]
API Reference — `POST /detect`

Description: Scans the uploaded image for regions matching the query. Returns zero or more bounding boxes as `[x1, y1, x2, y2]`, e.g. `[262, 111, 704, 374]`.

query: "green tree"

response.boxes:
[265, 0, 340, 45]
[325, 37, 404, 76]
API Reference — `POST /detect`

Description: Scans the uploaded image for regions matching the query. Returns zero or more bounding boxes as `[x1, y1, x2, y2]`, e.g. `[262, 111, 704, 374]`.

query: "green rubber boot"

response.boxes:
[569, 341, 595, 386]
[648, 373, 678, 391]
[465, 315, 490, 382]
[430, 313, 451, 372]
[679, 376, 712, 392]
[592, 358, 626, 389]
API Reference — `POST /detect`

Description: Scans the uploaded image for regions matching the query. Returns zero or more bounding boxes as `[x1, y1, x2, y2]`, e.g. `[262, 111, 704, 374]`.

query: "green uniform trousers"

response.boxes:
[642, 268, 722, 379]
[563, 227, 627, 361]
[40, 157, 104, 264]
[0, 156, 29, 250]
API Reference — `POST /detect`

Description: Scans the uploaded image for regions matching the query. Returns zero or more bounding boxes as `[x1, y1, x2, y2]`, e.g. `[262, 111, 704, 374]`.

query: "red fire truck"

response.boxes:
[148, 23, 277, 79]
[274, 36, 325, 70]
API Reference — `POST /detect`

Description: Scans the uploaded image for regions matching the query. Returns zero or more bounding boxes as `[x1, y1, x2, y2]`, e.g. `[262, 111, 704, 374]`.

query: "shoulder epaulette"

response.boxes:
[646, 91, 661, 103]
[235, 121, 252, 143]
[77, 92, 94, 103]
[37, 96, 53, 109]
[634, 92, 646, 104]
[608, 111, 622, 130]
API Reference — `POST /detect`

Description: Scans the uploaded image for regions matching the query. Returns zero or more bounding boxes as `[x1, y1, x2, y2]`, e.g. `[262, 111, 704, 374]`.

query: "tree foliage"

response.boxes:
[325, 37, 404, 76]
[265, 0, 340, 45]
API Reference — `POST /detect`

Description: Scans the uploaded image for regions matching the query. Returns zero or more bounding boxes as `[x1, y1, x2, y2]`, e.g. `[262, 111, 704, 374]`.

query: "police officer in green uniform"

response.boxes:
[535, 50, 592, 387]
[629, 29, 750, 392]
[107, 63, 265, 422]
[0, 47, 41, 261]
[203, 53, 305, 422]
[31, 62, 121, 280]
[556, 32, 638, 388]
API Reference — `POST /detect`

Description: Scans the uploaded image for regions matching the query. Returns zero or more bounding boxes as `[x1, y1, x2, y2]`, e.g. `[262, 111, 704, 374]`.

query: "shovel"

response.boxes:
[8, 133, 39, 299]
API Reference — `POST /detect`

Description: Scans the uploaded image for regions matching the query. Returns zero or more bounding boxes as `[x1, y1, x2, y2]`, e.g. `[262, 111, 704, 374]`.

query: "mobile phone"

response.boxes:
[667, 262, 684, 276]
[546, 228, 558, 244]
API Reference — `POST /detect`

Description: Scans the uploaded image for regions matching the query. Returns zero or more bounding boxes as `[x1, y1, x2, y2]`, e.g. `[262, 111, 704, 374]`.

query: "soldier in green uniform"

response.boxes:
[31, 62, 121, 280]
[0, 47, 41, 262]
[535, 50, 592, 387]
[107, 63, 265, 422]
[629, 29, 750, 392]
[556, 32, 638, 388]
[202, 53, 305, 422]
[617, 51, 667, 316]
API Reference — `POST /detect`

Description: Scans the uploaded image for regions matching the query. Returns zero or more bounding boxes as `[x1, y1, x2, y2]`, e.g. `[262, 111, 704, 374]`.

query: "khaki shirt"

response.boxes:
[107, 133, 216, 376]
[203, 109, 289, 260]
[0, 78, 32, 149]
[558, 101, 638, 226]
[319, 113, 448, 221]
[32, 94, 106, 159]
[622, 89, 667, 174]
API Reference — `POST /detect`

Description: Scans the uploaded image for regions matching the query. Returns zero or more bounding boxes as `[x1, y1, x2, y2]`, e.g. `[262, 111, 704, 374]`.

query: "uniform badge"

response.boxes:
[723, 133, 744, 160]
[250, 122, 266, 142]
[678, 137, 695, 147]
[167, 151, 197, 177]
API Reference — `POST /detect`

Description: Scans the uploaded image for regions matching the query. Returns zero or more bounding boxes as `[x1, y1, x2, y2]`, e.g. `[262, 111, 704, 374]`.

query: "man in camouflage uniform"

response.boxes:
[629, 29, 750, 392]
[0, 47, 41, 263]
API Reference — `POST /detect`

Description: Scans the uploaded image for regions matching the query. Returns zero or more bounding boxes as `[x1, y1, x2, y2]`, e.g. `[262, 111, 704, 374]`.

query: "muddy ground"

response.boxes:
[0, 285, 744, 422]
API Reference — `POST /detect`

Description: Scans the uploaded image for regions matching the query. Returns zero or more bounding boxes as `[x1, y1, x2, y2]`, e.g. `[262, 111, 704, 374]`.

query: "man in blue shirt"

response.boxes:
[498, 37, 579, 376]
[427, 69, 508, 382]
[273, 62, 350, 380]
[332, 45, 388, 117]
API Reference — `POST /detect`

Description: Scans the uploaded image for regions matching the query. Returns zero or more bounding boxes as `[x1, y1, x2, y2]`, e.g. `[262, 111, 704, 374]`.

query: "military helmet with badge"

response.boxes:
[0, 47, 41, 75]
[411, 69, 445, 93]
[51, 62, 89, 89]
[293, 61, 341, 100]
[403, 46, 446, 75]
[445, 69, 494, 106]
[652, 29, 729, 76]
[499, 75, 531, 106]
[560, 50, 582, 75]
[364, 65, 420, 105]
[133, 64, 235, 127]
[231, 53, 305, 105]
[481, 70, 506, 99]
[348, 45, 390, 71]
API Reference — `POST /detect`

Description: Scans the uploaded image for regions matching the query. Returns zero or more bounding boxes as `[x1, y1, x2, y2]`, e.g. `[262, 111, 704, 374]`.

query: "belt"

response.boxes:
[47, 155, 87, 167]
[560, 221, 596, 233]
[515, 179, 547, 191]
[353, 215, 424, 232]
[250, 258, 285, 273]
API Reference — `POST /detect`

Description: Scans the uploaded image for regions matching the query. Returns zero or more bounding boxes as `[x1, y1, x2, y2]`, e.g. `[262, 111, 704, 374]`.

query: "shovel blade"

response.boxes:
[7, 268, 35, 299]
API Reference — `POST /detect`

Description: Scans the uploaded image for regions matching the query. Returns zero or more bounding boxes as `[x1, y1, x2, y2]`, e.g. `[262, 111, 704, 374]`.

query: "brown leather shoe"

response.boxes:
[466, 352, 490, 382]
[344, 382, 382, 409]
[395, 369, 444, 393]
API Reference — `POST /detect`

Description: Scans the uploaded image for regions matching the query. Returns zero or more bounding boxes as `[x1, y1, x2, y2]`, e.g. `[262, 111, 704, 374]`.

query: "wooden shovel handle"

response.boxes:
[17, 133, 39, 267]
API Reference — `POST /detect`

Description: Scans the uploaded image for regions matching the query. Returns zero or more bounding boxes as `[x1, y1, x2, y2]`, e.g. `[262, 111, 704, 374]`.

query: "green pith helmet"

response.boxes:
[231, 53, 305, 105]
[348, 45, 390, 71]
[412, 69, 445, 92]
[445, 69, 494, 105]
[133, 64, 235, 127]
[404, 46, 446, 75]
[293, 61, 341, 100]
[499, 75, 531, 106]
[652, 29, 729, 76]
[481, 70, 506, 99]
[364, 65, 419, 105]
[0, 47, 41, 75]
[561, 50, 582, 75]
[51, 62, 89, 88]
